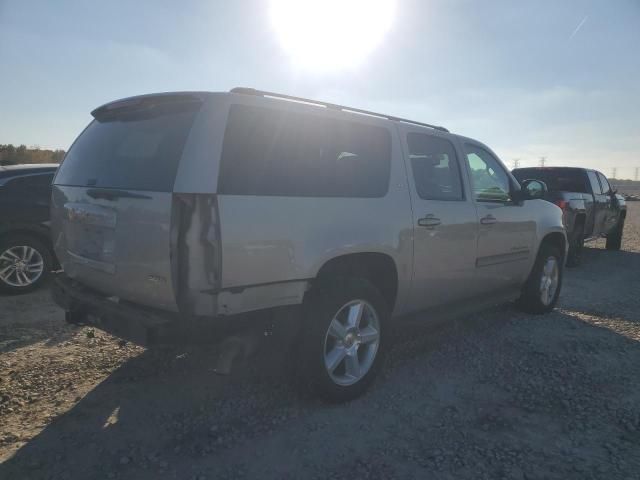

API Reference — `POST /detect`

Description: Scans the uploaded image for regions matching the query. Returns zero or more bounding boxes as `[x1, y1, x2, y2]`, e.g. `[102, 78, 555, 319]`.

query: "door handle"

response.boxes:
[418, 214, 441, 228]
[480, 214, 497, 225]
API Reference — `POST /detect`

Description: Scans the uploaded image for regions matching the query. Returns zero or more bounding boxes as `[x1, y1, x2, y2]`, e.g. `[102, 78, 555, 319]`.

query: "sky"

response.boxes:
[0, 0, 639, 177]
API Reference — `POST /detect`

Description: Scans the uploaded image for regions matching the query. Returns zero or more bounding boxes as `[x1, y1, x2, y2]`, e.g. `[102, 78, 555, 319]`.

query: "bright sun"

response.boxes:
[270, 0, 396, 72]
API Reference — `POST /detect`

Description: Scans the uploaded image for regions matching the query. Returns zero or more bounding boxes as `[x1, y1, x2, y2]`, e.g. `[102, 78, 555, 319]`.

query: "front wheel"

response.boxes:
[566, 223, 584, 267]
[606, 218, 624, 251]
[299, 277, 388, 402]
[517, 244, 563, 314]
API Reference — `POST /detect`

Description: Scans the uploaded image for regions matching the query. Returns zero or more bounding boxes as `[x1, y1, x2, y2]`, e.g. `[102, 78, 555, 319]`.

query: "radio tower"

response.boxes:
[539, 156, 546, 167]
[635, 167, 639, 181]
[612, 167, 617, 179]
[512, 158, 520, 169]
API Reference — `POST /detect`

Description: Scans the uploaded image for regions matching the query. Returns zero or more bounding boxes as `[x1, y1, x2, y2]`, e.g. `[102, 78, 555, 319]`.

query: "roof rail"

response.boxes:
[230, 87, 449, 133]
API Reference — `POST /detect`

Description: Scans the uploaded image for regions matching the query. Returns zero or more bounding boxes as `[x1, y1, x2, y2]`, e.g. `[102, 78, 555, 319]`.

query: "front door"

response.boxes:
[586, 170, 606, 236]
[400, 127, 479, 313]
[461, 142, 536, 293]
[596, 171, 618, 235]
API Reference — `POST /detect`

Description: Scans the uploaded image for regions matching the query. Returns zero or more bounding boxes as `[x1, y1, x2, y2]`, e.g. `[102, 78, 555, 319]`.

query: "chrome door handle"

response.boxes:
[418, 214, 441, 228]
[480, 214, 497, 225]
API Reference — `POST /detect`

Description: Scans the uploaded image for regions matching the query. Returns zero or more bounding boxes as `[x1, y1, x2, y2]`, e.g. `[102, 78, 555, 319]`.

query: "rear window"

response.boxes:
[512, 168, 588, 193]
[55, 103, 199, 192]
[218, 104, 391, 197]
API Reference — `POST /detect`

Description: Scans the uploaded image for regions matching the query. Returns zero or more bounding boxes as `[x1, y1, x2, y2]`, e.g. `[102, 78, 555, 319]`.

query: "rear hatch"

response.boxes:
[51, 94, 203, 311]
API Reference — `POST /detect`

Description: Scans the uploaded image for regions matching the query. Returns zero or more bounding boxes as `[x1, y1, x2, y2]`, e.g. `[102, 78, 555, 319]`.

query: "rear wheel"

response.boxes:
[0, 234, 52, 294]
[566, 222, 585, 267]
[606, 218, 624, 251]
[517, 244, 563, 314]
[299, 277, 388, 402]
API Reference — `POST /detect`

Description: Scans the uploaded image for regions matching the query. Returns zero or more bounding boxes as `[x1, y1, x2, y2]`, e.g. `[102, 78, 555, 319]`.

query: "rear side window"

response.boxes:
[1, 173, 54, 203]
[218, 104, 391, 197]
[55, 104, 199, 192]
[407, 133, 463, 201]
[512, 168, 588, 193]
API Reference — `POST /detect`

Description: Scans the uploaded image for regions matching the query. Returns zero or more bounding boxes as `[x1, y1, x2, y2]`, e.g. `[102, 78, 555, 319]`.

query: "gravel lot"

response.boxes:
[1, 204, 639, 480]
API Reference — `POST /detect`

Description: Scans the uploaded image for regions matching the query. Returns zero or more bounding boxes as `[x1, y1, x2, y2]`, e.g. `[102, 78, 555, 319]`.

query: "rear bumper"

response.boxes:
[51, 273, 182, 345]
[51, 273, 292, 346]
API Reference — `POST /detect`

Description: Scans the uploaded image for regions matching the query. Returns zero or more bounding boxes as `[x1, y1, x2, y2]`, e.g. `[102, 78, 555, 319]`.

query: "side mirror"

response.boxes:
[513, 179, 548, 202]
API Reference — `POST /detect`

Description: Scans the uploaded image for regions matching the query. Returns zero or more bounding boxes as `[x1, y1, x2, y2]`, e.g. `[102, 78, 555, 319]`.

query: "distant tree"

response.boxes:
[53, 149, 66, 162]
[0, 143, 65, 165]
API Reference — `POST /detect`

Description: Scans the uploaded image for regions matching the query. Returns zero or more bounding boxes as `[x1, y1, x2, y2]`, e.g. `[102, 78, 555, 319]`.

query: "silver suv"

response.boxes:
[51, 88, 566, 401]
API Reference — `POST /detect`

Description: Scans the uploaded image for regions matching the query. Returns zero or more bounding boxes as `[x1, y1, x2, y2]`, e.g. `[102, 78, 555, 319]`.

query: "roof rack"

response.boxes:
[230, 87, 449, 133]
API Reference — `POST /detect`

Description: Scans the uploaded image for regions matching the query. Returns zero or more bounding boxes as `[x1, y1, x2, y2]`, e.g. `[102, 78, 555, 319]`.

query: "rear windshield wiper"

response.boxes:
[86, 188, 151, 201]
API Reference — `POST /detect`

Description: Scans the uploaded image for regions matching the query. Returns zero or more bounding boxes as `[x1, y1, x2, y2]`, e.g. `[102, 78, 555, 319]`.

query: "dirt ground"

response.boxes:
[1, 205, 639, 480]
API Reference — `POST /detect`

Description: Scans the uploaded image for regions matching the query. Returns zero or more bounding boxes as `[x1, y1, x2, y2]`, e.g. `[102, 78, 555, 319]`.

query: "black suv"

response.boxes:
[0, 164, 58, 293]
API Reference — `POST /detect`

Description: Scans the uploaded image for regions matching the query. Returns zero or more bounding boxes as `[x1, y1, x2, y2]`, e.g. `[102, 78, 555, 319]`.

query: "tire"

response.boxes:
[299, 277, 388, 402]
[566, 222, 584, 267]
[0, 234, 53, 294]
[517, 244, 563, 314]
[606, 218, 624, 251]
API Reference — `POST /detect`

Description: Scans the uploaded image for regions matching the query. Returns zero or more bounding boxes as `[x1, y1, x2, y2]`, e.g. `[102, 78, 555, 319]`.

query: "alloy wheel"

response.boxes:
[539, 256, 559, 306]
[0, 245, 45, 288]
[323, 299, 381, 386]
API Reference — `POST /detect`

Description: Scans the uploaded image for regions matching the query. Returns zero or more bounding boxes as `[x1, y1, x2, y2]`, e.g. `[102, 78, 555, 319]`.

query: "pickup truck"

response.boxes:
[512, 167, 627, 265]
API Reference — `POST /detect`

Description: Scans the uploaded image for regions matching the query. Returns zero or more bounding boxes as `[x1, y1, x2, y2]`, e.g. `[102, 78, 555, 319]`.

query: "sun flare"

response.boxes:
[270, 0, 396, 72]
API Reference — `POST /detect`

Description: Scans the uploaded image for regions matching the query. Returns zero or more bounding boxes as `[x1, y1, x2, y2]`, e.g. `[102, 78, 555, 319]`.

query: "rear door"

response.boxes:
[51, 95, 202, 311]
[462, 142, 536, 292]
[398, 126, 478, 311]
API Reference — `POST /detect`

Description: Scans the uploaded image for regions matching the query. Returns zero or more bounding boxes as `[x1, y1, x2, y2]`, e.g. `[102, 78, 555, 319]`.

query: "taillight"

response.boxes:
[554, 199, 568, 210]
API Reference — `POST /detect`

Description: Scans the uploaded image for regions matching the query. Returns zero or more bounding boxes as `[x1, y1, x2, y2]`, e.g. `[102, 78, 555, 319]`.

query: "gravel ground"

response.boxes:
[1, 204, 639, 479]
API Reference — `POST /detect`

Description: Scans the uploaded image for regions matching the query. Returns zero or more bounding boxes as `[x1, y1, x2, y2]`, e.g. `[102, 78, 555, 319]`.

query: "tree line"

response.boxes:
[0, 144, 65, 166]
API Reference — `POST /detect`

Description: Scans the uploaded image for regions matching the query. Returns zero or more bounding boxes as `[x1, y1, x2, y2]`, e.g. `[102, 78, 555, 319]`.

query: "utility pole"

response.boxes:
[512, 158, 520, 169]
[539, 156, 546, 167]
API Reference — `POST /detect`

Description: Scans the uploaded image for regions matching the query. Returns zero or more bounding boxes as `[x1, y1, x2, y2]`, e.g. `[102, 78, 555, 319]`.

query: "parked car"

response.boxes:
[512, 167, 627, 266]
[50, 89, 566, 401]
[0, 164, 58, 293]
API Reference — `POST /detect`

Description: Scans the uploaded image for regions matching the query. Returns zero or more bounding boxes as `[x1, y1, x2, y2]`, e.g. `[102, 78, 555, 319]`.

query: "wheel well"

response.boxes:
[0, 228, 57, 267]
[314, 253, 399, 310]
[540, 232, 566, 260]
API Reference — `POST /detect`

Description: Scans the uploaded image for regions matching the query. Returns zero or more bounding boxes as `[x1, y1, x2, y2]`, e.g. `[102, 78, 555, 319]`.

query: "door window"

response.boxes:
[597, 172, 611, 194]
[464, 144, 511, 202]
[407, 133, 463, 201]
[587, 171, 603, 194]
[3, 173, 54, 204]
